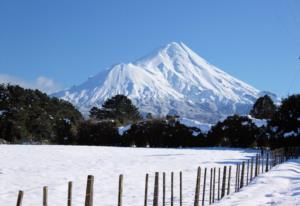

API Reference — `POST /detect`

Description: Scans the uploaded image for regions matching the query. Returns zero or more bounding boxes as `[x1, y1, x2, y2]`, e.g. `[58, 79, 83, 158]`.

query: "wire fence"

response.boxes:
[15, 147, 300, 206]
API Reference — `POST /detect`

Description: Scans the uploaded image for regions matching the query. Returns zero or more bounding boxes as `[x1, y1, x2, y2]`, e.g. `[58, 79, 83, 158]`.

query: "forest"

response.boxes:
[0, 84, 299, 148]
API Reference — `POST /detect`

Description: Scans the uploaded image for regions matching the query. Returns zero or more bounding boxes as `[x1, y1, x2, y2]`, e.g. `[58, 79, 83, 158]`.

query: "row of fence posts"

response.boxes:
[15, 147, 300, 206]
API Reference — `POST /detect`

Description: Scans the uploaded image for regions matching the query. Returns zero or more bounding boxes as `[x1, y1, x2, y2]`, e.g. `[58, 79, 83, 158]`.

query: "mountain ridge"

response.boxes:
[53, 42, 272, 123]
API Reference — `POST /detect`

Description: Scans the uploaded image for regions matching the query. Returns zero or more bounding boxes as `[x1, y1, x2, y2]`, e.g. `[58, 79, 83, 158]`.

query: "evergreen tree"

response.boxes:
[250, 95, 276, 119]
[77, 120, 120, 146]
[268, 94, 300, 147]
[146, 112, 153, 120]
[0, 84, 83, 143]
[122, 118, 204, 148]
[207, 115, 260, 147]
[89, 95, 141, 124]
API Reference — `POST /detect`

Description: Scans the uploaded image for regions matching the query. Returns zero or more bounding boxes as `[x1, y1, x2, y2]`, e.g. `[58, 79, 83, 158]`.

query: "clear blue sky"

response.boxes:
[0, 0, 299, 96]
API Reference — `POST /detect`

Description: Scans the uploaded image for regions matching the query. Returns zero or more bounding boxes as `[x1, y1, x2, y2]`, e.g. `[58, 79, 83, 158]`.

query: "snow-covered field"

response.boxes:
[0, 145, 257, 206]
[215, 158, 300, 206]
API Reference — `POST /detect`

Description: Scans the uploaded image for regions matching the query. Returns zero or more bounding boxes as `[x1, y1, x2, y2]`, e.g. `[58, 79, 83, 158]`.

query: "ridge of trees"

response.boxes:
[0, 84, 83, 143]
[0, 84, 299, 149]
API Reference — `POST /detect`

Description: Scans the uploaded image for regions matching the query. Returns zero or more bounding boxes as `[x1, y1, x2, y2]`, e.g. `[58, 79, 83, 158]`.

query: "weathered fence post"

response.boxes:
[265, 153, 269, 172]
[246, 159, 250, 185]
[16, 191, 24, 206]
[270, 152, 273, 169]
[212, 168, 216, 203]
[255, 155, 258, 177]
[68, 181, 72, 206]
[43, 186, 48, 206]
[202, 168, 207, 206]
[209, 168, 212, 204]
[118, 175, 123, 206]
[227, 166, 231, 195]
[171, 172, 174, 206]
[240, 162, 245, 189]
[237, 164, 240, 192]
[163, 172, 166, 206]
[153, 172, 159, 206]
[257, 155, 260, 175]
[221, 166, 227, 198]
[261, 154, 264, 174]
[235, 164, 238, 192]
[194, 167, 201, 206]
[144, 174, 149, 206]
[85, 175, 94, 206]
[218, 168, 220, 200]
[180, 171, 182, 206]
[250, 157, 254, 181]
[272, 152, 276, 167]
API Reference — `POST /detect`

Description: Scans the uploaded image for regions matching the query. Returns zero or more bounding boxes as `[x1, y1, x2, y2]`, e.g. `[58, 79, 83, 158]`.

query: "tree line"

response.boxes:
[0, 84, 299, 148]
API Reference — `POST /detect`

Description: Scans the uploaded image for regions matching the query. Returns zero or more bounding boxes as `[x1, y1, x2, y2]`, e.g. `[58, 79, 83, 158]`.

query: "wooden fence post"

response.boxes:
[118, 175, 123, 206]
[234, 164, 238, 192]
[257, 155, 260, 175]
[153, 172, 159, 206]
[265, 153, 269, 172]
[180, 171, 182, 206]
[261, 154, 264, 173]
[250, 157, 254, 181]
[218, 168, 220, 200]
[246, 160, 250, 185]
[171, 172, 174, 206]
[68, 181, 72, 206]
[240, 162, 245, 189]
[237, 164, 240, 192]
[194, 167, 201, 206]
[212, 168, 216, 203]
[202, 168, 207, 206]
[221, 166, 227, 198]
[227, 166, 231, 195]
[144, 174, 149, 206]
[16, 191, 24, 206]
[43, 186, 48, 206]
[255, 155, 258, 177]
[163, 172, 166, 206]
[209, 168, 212, 204]
[85, 175, 94, 206]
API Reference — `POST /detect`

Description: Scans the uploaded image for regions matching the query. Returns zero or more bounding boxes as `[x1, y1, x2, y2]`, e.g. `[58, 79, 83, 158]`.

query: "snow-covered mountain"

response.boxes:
[53, 42, 268, 123]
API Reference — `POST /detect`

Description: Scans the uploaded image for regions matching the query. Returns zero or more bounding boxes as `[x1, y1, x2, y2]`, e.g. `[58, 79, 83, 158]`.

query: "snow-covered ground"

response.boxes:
[215, 158, 300, 206]
[2, 145, 299, 206]
[0, 145, 257, 206]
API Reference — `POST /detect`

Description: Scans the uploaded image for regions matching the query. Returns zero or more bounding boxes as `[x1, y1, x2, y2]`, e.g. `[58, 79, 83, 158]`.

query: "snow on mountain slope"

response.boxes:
[53, 42, 262, 123]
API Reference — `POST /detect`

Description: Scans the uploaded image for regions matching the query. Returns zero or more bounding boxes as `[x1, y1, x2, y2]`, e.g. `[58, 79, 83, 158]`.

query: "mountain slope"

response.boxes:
[54, 42, 261, 123]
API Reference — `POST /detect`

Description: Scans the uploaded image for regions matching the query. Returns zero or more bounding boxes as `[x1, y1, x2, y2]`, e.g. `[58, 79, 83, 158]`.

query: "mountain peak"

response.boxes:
[54, 42, 262, 123]
[164, 41, 187, 50]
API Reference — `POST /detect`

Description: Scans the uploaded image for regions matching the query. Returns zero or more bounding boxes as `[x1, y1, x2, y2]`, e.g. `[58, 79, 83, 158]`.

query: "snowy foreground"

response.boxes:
[0, 145, 258, 206]
[1, 146, 299, 206]
[215, 158, 300, 206]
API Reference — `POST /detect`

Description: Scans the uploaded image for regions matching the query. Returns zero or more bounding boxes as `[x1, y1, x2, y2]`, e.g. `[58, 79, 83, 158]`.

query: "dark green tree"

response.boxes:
[0, 84, 83, 143]
[207, 115, 260, 147]
[89, 95, 141, 124]
[268, 94, 300, 148]
[54, 118, 77, 144]
[146, 112, 153, 120]
[122, 119, 204, 148]
[77, 120, 120, 145]
[250, 95, 277, 119]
